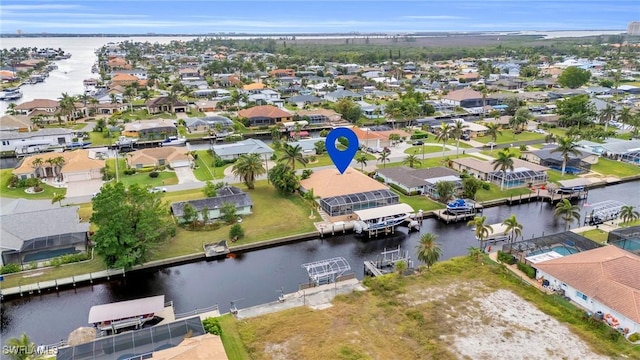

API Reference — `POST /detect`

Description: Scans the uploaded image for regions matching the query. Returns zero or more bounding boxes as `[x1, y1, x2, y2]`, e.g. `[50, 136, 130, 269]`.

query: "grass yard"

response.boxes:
[579, 229, 609, 244]
[118, 171, 179, 187]
[87, 131, 120, 146]
[404, 145, 448, 155]
[474, 183, 534, 202]
[0, 256, 107, 289]
[590, 158, 640, 178]
[479, 148, 522, 158]
[0, 169, 67, 199]
[393, 190, 445, 212]
[546, 170, 578, 184]
[148, 181, 317, 260]
[474, 130, 545, 144]
[384, 154, 474, 170]
[192, 150, 230, 181]
[227, 255, 637, 359]
[218, 314, 252, 360]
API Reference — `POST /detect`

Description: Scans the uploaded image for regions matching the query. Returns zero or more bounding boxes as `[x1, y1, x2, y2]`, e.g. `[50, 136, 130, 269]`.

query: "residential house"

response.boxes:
[576, 139, 640, 162]
[111, 69, 148, 80]
[458, 72, 480, 82]
[145, 96, 188, 114]
[0, 204, 89, 266]
[293, 109, 341, 125]
[299, 168, 397, 220]
[212, 138, 274, 161]
[358, 101, 384, 119]
[287, 94, 322, 108]
[122, 119, 177, 139]
[170, 186, 253, 223]
[376, 166, 462, 197]
[351, 127, 389, 150]
[12, 149, 105, 182]
[195, 100, 219, 112]
[127, 147, 191, 169]
[248, 89, 284, 108]
[92, 102, 128, 115]
[534, 246, 640, 335]
[269, 69, 296, 77]
[107, 57, 131, 70]
[183, 117, 210, 133]
[183, 115, 233, 134]
[324, 90, 363, 103]
[0, 114, 34, 132]
[237, 105, 292, 127]
[14, 99, 60, 118]
[451, 157, 549, 188]
[242, 83, 266, 94]
[0, 128, 73, 154]
[521, 146, 598, 173]
[110, 73, 141, 87]
[286, 138, 325, 156]
[441, 88, 500, 108]
[179, 67, 200, 79]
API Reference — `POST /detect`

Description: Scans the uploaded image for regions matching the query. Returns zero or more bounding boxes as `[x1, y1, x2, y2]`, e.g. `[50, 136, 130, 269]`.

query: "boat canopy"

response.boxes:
[354, 203, 414, 222]
[88, 295, 165, 324]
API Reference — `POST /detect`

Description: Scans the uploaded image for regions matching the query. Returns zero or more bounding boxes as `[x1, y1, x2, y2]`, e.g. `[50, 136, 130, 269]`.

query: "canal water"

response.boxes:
[1, 181, 638, 347]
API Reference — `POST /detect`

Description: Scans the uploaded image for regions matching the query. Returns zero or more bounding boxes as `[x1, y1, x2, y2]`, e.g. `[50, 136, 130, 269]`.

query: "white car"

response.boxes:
[149, 187, 168, 193]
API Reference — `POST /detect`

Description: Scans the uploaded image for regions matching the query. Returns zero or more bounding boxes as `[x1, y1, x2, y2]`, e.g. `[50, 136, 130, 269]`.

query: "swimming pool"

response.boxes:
[612, 238, 640, 252]
[549, 166, 586, 174]
[529, 245, 580, 257]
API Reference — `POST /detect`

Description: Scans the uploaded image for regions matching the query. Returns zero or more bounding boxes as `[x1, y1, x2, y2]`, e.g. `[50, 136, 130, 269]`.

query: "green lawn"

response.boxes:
[590, 158, 640, 178]
[384, 154, 474, 170]
[0, 255, 107, 289]
[546, 170, 578, 184]
[474, 130, 545, 144]
[0, 169, 67, 199]
[118, 171, 179, 187]
[479, 148, 522, 158]
[579, 229, 609, 244]
[87, 131, 120, 146]
[404, 145, 447, 155]
[192, 150, 230, 181]
[393, 190, 444, 212]
[547, 128, 568, 138]
[474, 183, 534, 202]
[218, 314, 252, 360]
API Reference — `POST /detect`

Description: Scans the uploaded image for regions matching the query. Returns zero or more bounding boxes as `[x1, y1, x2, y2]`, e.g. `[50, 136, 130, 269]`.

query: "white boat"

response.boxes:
[0, 87, 23, 101]
[88, 295, 169, 334]
[446, 198, 475, 214]
[160, 136, 187, 146]
[353, 203, 414, 234]
[115, 136, 138, 147]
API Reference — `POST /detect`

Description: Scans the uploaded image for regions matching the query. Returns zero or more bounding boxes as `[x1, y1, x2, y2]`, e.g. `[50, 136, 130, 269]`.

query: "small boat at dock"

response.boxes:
[353, 203, 414, 235]
[446, 198, 476, 214]
[88, 295, 170, 334]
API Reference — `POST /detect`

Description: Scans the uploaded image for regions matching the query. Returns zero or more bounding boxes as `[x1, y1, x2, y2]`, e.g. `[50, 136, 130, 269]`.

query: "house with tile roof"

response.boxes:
[145, 96, 188, 114]
[242, 82, 266, 94]
[534, 246, 640, 335]
[13, 149, 105, 182]
[1, 205, 90, 266]
[127, 147, 191, 169]
[110, 73, 143, 87]
[0, 114, 33, 132]
[237, 105, 292, 127]
[441, 88, 500, 108]
[14, 99, 60, 118]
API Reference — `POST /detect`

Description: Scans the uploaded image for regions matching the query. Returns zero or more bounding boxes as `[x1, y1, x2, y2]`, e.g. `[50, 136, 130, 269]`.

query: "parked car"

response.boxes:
[149, 187, 168, 193]
[461, 134, 471, 141]
[413, 140, 424, 146]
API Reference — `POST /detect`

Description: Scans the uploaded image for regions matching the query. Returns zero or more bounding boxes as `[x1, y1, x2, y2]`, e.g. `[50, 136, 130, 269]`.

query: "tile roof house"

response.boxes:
[534, 246, 640, 335]
[441, 88, 500, 108]
[127, 147, 191, 169]
[0, 114, 33, 131]
[242, 82, 266, 94]
[145, 96, 188, 114]
[14, 99, 60, 117]
[170, 186, 253, 223]
[110, 73, 144, 87]
[0, 205, 90, 266]
[376, 166, 462, 196]
[237, 105, 292, 127]
[13, 149, 105, 182]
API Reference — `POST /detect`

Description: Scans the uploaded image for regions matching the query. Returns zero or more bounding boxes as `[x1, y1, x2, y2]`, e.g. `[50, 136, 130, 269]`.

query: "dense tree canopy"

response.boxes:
[333, 98, 362, 123]
[555, 94, 596, 128]
[268, 163, 300, 194]
[91, 183, 176, 269]
[557, 66, 591, 89]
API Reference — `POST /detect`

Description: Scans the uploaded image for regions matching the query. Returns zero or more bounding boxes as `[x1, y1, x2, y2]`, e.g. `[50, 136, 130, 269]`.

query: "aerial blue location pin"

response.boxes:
[325, 127, 359, 174]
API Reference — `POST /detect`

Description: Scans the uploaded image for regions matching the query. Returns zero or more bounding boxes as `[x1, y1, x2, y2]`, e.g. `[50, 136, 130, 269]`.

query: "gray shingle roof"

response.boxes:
[0, 128, 73, 140]
[212, 138, 273, 157]
[170, 187, 253, 217]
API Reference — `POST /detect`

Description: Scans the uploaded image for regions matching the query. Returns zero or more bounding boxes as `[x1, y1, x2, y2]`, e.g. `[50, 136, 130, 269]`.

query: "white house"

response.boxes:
[0, 128, 74, 154]
[534, 246, 640, 336]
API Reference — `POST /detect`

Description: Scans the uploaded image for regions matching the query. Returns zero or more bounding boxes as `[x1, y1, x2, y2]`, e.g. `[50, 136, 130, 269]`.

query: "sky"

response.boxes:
[0, 0, 637, 35]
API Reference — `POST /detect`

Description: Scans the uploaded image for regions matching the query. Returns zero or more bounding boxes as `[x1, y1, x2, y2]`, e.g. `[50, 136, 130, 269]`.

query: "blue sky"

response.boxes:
[0, 1, 637, 34]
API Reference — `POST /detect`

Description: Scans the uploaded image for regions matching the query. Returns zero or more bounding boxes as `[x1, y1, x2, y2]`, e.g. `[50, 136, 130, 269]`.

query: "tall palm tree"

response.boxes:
[303, 188, 320, 218]
[551, 137, 581, 177]
[355, 154, 368, 171]
[5, 333, 41, 360]
[50, 156, 66, 182]
[377, 151, 390, 168]
[30, 157, 44, 178]
[279, 144, 308, 170]
[435, 122, 452, 157]
[618, 106, 632, 127]
[450, 119, 466, 158]
[403, 153, 422, 169]
[484, 123, 502, 152]
[231, 153, 265, 190]
[620, 205, 640, 225]
[502, 214, 523, 243]
[6, 102, 18, 115]
[468, 215, 493, 251]
[491, 149, 515, 191]
[416, 233, 442, 270]
[598, 103, 617, 133]
[554, 199, 581, 230]
[58, 92, 77, 123]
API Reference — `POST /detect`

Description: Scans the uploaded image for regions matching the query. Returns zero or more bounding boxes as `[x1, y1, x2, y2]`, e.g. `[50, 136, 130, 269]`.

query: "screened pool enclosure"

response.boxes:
[488, 168, 548, 188]
[319, 189, 399, 217]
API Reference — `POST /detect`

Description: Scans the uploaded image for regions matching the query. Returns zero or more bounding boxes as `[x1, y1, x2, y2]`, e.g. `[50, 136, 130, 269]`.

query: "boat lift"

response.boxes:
[584, 200, 626, 225]
[301, 257, 351, 285]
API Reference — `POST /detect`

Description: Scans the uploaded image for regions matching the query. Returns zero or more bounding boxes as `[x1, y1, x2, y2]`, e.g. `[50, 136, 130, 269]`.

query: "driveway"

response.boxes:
[174, 167, 199, 184]
[65, 179, 104, 197]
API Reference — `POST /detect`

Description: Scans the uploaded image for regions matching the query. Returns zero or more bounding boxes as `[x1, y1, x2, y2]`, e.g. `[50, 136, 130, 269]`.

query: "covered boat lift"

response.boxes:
[302, 257, 351, 285]
[584, 200, 626, 225]
[88, 295, 166, 333]
[353, 203, 414, 237]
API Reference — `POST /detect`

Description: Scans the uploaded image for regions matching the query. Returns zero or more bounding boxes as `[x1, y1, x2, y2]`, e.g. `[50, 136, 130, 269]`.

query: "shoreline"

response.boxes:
[2, 175, 639, 301]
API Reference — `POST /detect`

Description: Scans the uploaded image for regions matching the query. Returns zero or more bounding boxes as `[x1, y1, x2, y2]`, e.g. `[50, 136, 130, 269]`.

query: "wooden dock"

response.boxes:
[363, 261, 384, 277]
[434, 209, 479, 223]
[203, 240, 229, 257]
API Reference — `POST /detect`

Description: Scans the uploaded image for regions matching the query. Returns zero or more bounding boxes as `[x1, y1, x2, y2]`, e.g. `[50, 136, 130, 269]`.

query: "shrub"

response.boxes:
[388, 183, 409, 195]
[497, 250, 517, 265]
[517, 261, 536, 279]
[0, 263, 21, 274]
[629, 333, 640, 342]
[149, 171, 159, 178]
[124, 168, 137, 175]
[229, 223, 244, 240]
[202, 317, 222, 335]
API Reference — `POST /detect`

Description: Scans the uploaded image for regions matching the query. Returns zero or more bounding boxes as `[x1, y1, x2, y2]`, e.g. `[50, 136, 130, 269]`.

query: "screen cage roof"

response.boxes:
[489, 169, 547, 181]
[501, 231, 602, 255]
[320, 189, 397, 207]
[56, 317, 205, 360]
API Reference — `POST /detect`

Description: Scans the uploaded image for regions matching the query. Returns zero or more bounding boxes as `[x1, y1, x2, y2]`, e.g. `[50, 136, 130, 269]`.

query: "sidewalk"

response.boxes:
[487, 251, 552, 294]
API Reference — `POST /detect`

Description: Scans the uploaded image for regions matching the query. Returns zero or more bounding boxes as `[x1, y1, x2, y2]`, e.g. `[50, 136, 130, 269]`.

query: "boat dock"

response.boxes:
[203, 240, 229, 257]
[434, 209, 480, 223]
[363, 261, 384, 277]
[363, 246, 413, 277]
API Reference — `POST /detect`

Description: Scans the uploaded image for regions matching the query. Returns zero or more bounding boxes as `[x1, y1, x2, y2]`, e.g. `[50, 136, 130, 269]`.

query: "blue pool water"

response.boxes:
[612, 238, 640, 251]
[529, 245, 580, 256]
[549, 166, 585, 174]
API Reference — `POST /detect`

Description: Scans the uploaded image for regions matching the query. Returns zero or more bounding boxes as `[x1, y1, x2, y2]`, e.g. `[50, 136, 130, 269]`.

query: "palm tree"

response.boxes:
[231, 153, 266, 190]
[355, 154, 368, 171]
[50, 156, 66, 182]
[491, 149, 515, 191]
[467, 246, 483, 262]
[468, 215, 493, 251]
[512, 107, 533, 134]
[6, 102, 18, 115]
[598, 103, 616, 133]
[435, 180, 456, 203]
[279, 144, 308, 170]
[618, 106, 632, 127]
[450, 119, 466, 158]
[484, 123, 502, 152]
[435, 122, 452, 157]
[403, 153, 422, 168]
[30, 157, 44, 178]
[502, 214, 523, 243]
[377, 151, 390, 168]
[551, 137, 581, 177]
[303, 188, 320, 218]
[52, 192, 66, 206]
[554, 199, 581, 230]
[416, 233, 442, 270]
[620, 205, 640, 225]
[58, 92, 77, 123]
[5, 333, 41, 360]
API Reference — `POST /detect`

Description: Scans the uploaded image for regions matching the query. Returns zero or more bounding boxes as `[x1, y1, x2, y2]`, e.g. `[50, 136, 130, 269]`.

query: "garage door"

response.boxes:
[171, 160, 190, 168]
[65, 172, 91, 182]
